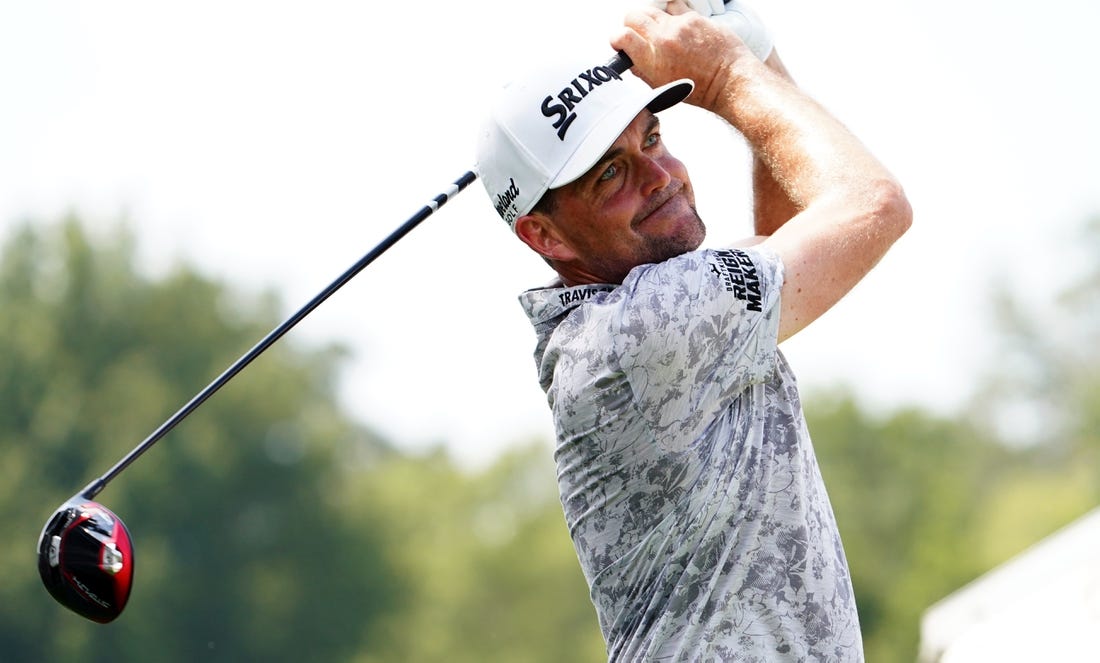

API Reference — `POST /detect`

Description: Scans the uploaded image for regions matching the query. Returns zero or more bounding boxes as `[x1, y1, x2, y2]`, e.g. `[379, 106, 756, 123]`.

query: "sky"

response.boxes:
[2, 0, 1098, 469]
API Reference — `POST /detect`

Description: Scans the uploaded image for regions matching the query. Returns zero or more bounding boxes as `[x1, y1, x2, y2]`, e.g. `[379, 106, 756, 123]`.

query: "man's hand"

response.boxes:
[648, 0, 774, 60]
[611, 0, 761, 113]
[712, 0, 774, 60]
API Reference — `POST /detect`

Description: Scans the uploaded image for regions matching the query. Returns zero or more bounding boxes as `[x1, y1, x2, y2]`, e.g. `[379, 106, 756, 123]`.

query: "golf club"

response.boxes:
[37, 48, 635, 624]
[37, 169, 478, 622]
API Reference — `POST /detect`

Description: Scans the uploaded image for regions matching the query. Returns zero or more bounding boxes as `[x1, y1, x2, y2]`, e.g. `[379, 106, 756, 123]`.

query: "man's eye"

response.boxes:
[598, 163, 619, 182]
[645, 133, 660, 147]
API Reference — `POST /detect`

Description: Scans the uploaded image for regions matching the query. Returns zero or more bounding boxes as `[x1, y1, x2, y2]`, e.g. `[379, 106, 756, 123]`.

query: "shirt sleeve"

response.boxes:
[613, 247, 784, 448]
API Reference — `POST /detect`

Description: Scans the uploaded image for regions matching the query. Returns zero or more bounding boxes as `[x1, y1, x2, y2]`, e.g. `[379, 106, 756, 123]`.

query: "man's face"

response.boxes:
[523, 110, 705, 285]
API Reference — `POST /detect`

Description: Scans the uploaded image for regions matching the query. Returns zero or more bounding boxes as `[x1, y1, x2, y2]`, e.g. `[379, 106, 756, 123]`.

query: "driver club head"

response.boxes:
[37, 498, 134, 623]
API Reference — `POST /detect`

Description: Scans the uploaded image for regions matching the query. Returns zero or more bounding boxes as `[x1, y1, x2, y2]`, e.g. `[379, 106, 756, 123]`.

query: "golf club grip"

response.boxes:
[608, 50, 633, 74]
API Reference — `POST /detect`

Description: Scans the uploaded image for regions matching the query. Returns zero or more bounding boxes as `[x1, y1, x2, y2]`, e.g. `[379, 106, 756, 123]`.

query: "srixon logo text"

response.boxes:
[495, 177, 521, 220]
[711, 250, 763, 312]
[541, 65, 623, 140]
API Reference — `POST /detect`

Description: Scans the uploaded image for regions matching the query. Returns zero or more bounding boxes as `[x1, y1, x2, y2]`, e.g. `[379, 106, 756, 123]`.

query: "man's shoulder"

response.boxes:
[517, 246, 783, 326]
[518, 282, 618, 327]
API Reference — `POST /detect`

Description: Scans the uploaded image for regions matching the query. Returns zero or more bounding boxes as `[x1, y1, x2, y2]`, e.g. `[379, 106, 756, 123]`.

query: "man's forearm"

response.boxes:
[750, 50, 800, 236]
[717, 55, 898, 217]
[752, 155, 798, 236]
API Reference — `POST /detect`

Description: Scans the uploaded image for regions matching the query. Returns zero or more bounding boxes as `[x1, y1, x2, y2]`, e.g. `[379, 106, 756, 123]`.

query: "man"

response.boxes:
[475, 1, 911, 660]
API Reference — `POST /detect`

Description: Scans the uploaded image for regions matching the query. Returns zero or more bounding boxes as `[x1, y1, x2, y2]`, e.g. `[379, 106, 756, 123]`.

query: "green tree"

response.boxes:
[0, 219, 403, 662]
[806, 393, 1010, 662]
[810, 215, 1100, 662]
[351, 442, 607, 663]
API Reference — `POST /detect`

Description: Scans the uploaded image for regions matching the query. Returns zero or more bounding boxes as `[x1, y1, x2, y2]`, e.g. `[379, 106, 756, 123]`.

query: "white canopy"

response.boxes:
[918, 506, 1100, 662]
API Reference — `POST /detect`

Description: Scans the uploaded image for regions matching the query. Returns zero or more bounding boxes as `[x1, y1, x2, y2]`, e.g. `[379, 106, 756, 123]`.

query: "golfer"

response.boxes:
[476, 1, 911, 660]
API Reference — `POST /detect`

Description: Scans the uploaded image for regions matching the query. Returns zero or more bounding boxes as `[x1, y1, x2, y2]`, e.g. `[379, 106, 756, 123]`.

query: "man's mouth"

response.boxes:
[632, 181, 685, 230]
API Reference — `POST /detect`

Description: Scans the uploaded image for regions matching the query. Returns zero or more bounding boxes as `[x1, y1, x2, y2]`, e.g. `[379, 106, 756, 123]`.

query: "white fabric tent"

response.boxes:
[918, 506, 1100, 662]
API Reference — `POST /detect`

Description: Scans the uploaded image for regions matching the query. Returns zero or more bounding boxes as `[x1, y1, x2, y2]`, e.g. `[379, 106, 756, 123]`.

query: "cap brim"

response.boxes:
[549, 78, 694, 190]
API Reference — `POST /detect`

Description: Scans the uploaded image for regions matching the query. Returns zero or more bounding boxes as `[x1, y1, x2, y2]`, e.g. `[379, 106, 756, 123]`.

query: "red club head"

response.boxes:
[37, 499, 134, 623]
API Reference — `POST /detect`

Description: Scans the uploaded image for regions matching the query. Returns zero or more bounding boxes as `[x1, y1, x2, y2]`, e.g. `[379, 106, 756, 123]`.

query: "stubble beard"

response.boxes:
[594, 205, 707, 283]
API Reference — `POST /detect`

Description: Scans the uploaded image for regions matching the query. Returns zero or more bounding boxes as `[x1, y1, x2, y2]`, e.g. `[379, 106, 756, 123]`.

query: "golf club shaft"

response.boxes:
[79, 170, 479, 500]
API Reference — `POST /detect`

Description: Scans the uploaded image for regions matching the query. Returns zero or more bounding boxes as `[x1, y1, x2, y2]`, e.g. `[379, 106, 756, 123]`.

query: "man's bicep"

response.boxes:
[761, 188, 911, 343]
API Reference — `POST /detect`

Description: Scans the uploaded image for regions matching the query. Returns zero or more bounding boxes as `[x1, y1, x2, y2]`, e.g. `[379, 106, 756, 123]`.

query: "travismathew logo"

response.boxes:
[495, 177, 521, 223]
[710, 250, 763, 312]
[541, 65, 623, 141]
[557, 285, 614, 308]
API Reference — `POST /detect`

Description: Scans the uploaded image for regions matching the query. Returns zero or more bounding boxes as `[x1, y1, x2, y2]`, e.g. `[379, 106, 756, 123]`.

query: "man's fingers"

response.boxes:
[620, 4, 666, 41]
[610, 18, 656, 65]
[609, 25, 641, 55]
[664, 0, 694, 16]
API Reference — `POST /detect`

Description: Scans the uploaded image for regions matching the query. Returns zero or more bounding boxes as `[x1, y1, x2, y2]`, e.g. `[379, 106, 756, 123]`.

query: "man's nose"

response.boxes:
[638, 154, 673, 196]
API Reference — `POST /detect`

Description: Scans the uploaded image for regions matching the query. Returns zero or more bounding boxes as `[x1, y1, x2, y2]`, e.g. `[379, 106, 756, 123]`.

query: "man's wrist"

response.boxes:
[705, 49, 772, 121]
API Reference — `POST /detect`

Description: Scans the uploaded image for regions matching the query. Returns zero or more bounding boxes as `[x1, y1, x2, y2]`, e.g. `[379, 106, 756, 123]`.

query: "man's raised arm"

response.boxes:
[613, 1, 912, 342]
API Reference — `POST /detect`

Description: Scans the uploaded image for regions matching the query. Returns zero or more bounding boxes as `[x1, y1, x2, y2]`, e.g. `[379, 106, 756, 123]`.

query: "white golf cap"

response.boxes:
[475, 55, 693, 230]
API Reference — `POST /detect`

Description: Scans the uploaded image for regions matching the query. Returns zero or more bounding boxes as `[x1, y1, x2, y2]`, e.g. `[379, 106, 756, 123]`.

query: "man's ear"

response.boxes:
[514, 213, 576, 262]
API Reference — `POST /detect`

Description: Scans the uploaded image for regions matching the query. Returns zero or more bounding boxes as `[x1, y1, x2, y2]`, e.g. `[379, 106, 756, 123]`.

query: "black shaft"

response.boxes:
[79, 169, 479, 500]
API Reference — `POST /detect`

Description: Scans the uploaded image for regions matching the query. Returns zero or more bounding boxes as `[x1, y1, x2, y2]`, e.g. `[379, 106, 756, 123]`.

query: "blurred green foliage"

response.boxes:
[1, 217, 1097, 662]
[1, 220, 402, 662]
